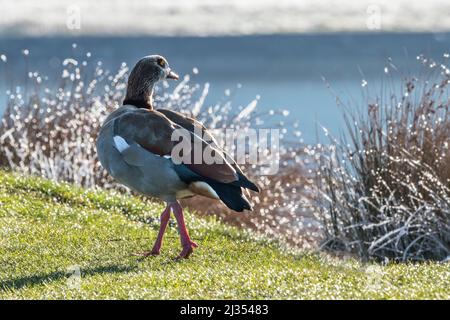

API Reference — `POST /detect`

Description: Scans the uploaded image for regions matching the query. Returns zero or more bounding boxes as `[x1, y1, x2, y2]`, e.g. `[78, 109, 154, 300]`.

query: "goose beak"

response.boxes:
[166, 69, 179, 80]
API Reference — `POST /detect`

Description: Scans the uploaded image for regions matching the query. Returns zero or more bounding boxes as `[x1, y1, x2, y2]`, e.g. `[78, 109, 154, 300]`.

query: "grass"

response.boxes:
[0, 170, 449, 299]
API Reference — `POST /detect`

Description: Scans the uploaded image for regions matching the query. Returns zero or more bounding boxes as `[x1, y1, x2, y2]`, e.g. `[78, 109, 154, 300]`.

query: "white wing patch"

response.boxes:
[113, 135, 130, 153]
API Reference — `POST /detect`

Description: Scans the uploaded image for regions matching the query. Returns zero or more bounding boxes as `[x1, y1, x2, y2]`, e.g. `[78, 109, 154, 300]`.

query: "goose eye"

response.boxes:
[157, 59, 166, 68]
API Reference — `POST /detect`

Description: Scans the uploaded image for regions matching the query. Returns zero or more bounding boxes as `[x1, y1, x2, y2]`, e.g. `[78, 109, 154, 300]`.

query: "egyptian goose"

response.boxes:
[96, 55, 259, 259]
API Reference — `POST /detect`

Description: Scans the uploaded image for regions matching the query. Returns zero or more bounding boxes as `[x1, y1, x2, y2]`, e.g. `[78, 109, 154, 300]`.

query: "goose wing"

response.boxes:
[156, 108, 259, 192]
[113, 108, 238, 184]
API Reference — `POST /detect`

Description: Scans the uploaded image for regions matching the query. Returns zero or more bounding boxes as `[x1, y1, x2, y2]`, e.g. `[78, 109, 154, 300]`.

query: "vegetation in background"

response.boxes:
[314, 55, 450, 262]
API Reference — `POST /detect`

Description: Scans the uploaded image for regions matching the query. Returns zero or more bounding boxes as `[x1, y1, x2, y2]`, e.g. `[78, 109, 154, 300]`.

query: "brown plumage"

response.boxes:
[113, 108, 239, 184]
[157, 108, 259, 191]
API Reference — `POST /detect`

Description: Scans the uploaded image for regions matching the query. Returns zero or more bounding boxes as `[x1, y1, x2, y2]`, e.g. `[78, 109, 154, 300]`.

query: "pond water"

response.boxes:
[1, 33, 449, 142]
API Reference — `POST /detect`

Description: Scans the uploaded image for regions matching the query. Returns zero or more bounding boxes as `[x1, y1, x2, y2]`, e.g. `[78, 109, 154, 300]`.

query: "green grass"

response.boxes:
[0, 170, 449, 299]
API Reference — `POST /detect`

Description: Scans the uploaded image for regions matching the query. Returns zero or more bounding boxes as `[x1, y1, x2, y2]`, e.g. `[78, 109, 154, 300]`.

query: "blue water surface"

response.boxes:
[1, 33, 449, 142]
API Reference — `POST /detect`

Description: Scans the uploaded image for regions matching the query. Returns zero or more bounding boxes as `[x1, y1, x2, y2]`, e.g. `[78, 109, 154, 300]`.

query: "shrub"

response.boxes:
[314, 56, 450, 262]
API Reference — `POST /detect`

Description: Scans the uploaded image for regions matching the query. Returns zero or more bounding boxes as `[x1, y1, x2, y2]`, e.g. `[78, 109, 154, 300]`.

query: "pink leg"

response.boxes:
[171, 201, 198, 259]
[133, 204, 171, 257]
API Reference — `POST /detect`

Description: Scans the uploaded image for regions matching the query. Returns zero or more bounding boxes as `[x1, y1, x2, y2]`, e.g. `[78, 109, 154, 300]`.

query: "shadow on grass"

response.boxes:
[0, 264, 137, 292]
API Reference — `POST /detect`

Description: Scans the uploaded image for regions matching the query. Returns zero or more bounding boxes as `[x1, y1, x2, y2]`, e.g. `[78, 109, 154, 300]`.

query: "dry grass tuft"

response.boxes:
[313, 56, 450, 262]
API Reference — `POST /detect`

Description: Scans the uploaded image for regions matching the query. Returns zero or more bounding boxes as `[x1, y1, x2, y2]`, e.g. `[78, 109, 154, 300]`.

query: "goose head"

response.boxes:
[124, 55, 179, 109]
